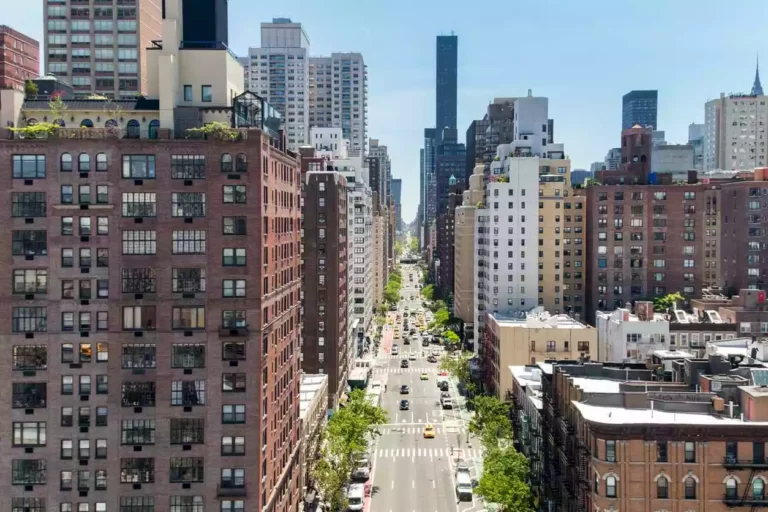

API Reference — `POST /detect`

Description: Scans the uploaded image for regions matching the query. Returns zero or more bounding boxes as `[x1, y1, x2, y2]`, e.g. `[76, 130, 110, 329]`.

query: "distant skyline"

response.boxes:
[8, 0, 768, 222]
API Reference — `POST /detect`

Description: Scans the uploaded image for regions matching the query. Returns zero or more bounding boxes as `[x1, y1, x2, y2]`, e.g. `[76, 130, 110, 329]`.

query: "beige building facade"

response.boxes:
[454, 161, 484, 326]
[372, 213, 386, 307]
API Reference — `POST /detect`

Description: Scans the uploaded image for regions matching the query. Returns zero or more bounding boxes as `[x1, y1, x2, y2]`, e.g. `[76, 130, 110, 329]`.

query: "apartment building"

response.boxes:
[483, 309, 595, 400]
[0, 26, 40, 91]
[721, 168, 768, 293]
[44, 0, 162, 98]
[246, 19, 310, 150]
[436, 182, 463, 298]
[348, 182, 374, 356]
[519, 360, 768, 512]
[309, 53, 367, 153]
[454, 161, 485, 331]
[301, 171, 348, 409]
[705, 91, 768, 171]
[0, 2, 303, 510]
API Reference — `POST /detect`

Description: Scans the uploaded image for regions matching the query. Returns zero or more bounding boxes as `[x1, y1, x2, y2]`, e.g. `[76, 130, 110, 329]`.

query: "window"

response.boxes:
[657, 441, 668, 462]
[221, 154, 233, 172]
[12, 498, 45, 512]
[12, 192, 46, 217]
[13, 422, 47, 446]
[122, 155, 156, 178]
[172, 230, 206, 254]
[123, 230, 157, 254]
[61, 439, 73, 459]
[12, 459, 46, 485]
[222, 404, 245, 424]
[223, 279, 246, 298]
[61, 217, 73, 236]
[120, 497, 154, 512]
[121, 344, 156, 368]
[78, 153, 91, 172]
[12, 230, 47, 256]
[170, 457, 204, 482]
[684, 476, 696, 499]
[222, 373, 246, 392]
[754, 479, 765, 500]
[221, 436, 245, 455]
[122, 268, 157, 293]
[13, 345, 47, 371]
[13, 383, 47, 409]
[12, 307, 47, 332]
[183, 85, 193, 101]
[223, 185, 246, 203]
[96, 153, 107, 172]
[170, 418, 205, 444]
[122, 306, 156, 330]
[235, 154, 247, 172]
[223, 248, 246, 266]
[120, 458, 154, 483]
[201, 85, 212, 102]
[122, 192, 157, 217]
[221, 501, 244, 512]
[172, 193, 206, 217]
[13, 269, 48, 294]
[171, 380, 206, 406]
[606, 440, 616, 462]
[121, 382, 155, 407]
[684, 441, 696, 463]
[606, 476, 617, 498]
[224, 216, 247, 235]
[172, 344, 205, 368]
[172, 268, 206, 293]
[577, 341, 589, 352]
[223, 310, 246, 329]
[13, 155, 46, 179]
[60, 153, 73, 172]
[657, 477, 669, 499]
[222, 341, 246, 361]
[170, 496, 203, 512]
[172, 155, 205, 179]
[172, 307, 205, 329]
[96, 185, 108, 203]
[220, 468, 245, 488]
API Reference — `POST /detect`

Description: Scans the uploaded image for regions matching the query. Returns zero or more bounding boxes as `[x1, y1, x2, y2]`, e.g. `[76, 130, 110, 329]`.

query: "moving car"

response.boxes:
[441, 391, 451, 399]
[409, 353, 417, 361]
[352, 454, 372, 481]
[440, 381, 449, 392]
[441, 397, 453, 409]
[401, 359, 409, 368]
[392, 345, 399, 356]
[420, 373, 429, 381]
[346, 483, 365, 511]
[427, 355, 437, 363]
[423, 424, 436, 439]
[455, 466, 473, 502]
[399, 399, 410, 410]
[400, 385, 410, 394]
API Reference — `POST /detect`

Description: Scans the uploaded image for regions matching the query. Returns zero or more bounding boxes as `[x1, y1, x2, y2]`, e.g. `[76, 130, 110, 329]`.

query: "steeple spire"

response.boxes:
[752, 54, 764, 96]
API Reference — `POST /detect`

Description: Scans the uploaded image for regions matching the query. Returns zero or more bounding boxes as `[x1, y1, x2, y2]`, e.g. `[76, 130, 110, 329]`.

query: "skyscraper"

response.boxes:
[622, 90, 658, 130]
[436, 35, 458, 134]
[309, 53, 368, 153]
[246, 19, 310, 150]
[182, 0, 229, 45]
[44, 0, 162, 98]
[390, 178, 402, 230]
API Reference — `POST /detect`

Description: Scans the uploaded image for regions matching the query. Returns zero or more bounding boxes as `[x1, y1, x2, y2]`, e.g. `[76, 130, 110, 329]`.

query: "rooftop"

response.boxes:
[573, 401, 768, 426]
[23, 98, 160, 112]
[300, 374, 328, 418]
[491, 308, 590, 329]
[653, 349, 695, 360]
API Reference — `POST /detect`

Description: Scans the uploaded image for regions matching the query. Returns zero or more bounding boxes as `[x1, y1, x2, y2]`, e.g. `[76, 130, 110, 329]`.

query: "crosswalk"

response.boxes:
[374, 447, 484, 460]
[373, 367, 438, 375]
[380, 354, 442, 360]
[380, 426, 443, 435]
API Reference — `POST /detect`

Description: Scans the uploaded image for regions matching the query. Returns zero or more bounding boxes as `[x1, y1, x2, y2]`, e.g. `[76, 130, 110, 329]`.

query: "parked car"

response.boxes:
[400, 400, 410, 410]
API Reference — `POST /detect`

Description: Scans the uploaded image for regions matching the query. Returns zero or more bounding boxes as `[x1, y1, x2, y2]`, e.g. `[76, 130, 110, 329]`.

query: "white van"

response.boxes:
[455, 470, 473, 501]
[392, 345, 399, 356]
[441, 397, 453, 409]
[346, 483, 365, 511]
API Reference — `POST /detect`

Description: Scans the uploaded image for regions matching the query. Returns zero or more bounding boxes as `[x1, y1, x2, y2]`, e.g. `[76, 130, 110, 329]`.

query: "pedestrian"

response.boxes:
[385, 384, 387, 392]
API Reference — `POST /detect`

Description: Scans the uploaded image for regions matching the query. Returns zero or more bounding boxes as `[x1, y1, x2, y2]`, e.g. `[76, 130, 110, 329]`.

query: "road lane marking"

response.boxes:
[432, 480, 436, 489]
[412, 480, 415, 489]
[391, 480, 394, 489]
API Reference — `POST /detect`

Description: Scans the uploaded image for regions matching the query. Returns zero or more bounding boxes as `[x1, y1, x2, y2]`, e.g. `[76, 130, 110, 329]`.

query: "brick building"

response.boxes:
[436, 182, 463, 298]
[0, 25, 40, 91]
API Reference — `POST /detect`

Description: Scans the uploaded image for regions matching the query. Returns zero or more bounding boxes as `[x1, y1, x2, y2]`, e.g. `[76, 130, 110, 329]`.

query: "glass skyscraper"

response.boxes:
[436, 35, 458, 134]
[622, 90, 658, 130]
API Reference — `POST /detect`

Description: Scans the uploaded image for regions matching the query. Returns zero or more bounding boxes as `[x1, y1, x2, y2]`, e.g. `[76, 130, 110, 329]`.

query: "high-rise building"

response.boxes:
[309, 53, 368, 153]
[301, 170, 349, 408]
[422, 128, 438, 230]
[435, 128, 465, 217]
[44, 0, 162, 98]
[245, 18, 310, 150]
[704, 90, 768, 171]
[604, 147, 621, 170]
[513, 92, 550, 157]
[390, 178, 402, 230]
[0, 26, 39, 91]
[436, 181, 463, 298]
[435, 34, 457, 133]
[0, 2, 304, 509]
[465, 98, 516, 179]
[182, 0, 229, 45]
[688, 122, 705, 170]
[622, 90, 658, 130]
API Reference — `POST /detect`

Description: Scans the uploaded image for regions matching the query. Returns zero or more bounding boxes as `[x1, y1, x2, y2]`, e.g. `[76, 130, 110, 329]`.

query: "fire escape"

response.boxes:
[541, 379, 561, 510]
[722, 457, 768, 510]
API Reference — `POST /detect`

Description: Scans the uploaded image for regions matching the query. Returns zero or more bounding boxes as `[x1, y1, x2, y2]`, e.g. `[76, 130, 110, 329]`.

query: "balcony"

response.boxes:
[722, 493, 768, 507]
[219, 325, 249, 337]
[722, 457, 768, 469]
[217, 484, 247, 497]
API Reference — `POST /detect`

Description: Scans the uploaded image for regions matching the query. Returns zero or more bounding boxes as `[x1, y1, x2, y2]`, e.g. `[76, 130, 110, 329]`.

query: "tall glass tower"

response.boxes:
[436, 35, 458, 136]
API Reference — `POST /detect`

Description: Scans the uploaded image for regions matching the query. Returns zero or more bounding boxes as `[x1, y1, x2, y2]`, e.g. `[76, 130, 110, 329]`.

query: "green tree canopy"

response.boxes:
[439, 351, 472, 383]
[469, 395, 513, 450]
[443, 329, 460, 350]
[410, 237, 419, 253]
[474, 446, 533, 511]
[434, 307, 450, 326]
[421, 284, 435, 301]
[24, 80, 38, 98]
[653, 291, 685, 312]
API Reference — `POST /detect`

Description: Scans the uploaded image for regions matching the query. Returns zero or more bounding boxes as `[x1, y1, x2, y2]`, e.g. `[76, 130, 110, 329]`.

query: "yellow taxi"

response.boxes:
[423, 424, 436, 438]
[420, 372, 429, 381]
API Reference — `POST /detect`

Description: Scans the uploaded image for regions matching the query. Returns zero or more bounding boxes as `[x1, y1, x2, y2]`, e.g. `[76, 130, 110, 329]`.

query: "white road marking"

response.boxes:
[391, 480, 394, 489]
[432, 480, 436, 489]
[412, 480, 415, 489]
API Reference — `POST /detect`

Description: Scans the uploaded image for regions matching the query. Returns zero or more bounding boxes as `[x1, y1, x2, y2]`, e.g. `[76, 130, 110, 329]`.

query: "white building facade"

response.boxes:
[246, 18, 310, 150]
[704, 93, 768, 170]
[347, 182, 374, 360]
[596, 308, 670, 362]
[309, 53, 368, 153]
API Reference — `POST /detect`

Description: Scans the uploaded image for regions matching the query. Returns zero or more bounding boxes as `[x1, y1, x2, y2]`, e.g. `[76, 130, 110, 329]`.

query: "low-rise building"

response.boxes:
[299, 374, 329, 504]
[596, 302, 669, 362]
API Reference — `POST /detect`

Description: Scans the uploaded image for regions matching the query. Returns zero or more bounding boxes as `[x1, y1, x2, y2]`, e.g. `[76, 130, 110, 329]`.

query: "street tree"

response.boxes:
[469, 395, 513, 450]
[434, 307, 450, 327]
[439, 351, 472, 383]
[421, 284, 435, 300]
[443, 329, 461, 351]
[475, 446, 533, 511]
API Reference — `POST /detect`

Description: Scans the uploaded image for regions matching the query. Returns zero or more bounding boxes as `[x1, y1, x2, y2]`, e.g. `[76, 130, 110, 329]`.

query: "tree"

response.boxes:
[410, 237, 419, 253]
[654, 291, 685, 312]
[394, 241, 403, 258]
[421, 284, 435, 301]
[474, 446, 533, 511]
[443, 329, 461, 350]
[312, 389, 388, 510]
[469, 395, 512, 450]
[24, 80, 38, 98]
[439, 351, 472, 383]
[434, 307, 450, 327]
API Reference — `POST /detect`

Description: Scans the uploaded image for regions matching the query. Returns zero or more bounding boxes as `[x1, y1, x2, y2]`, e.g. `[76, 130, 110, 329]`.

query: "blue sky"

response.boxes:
[7, 0, 768, 222]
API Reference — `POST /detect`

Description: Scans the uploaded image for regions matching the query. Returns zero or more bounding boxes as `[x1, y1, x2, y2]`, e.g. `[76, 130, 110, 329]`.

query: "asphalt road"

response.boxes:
[368, 262, 484, 512]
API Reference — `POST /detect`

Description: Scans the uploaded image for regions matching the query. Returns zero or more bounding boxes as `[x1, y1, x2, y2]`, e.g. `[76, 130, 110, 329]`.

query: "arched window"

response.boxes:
[79, 153, 91, 172]
[754, 478, 765, 500]
[606, 476, 617, 498]
[684, 477, 697, 500]
[725, 477, 738, 499]
[235, 153, 247, 172]
[105, 119, 117, 128]
[148, 120, 160, 140]
[80, 119, 94, 128]
[221, 153, 233, 172]
[96, 153, 108, 172]
[60, 153, 73, 172]
[594, 473, 600, 494]
[26, 118, 38, 126]
[657, 478, 669, 499]
[126, 120, 140, 139]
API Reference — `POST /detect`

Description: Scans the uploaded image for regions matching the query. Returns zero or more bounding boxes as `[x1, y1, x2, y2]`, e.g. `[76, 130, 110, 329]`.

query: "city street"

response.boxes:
[368, 262, 484, 512]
